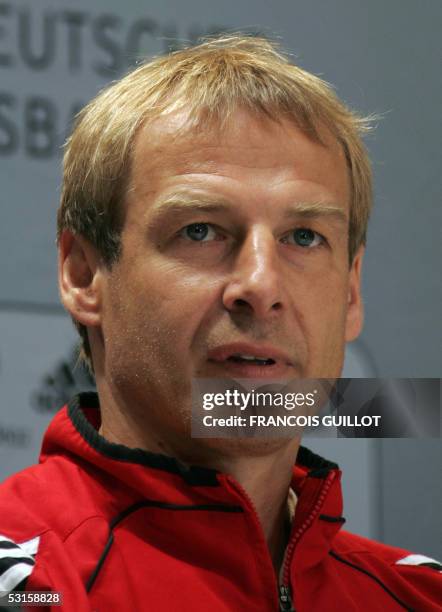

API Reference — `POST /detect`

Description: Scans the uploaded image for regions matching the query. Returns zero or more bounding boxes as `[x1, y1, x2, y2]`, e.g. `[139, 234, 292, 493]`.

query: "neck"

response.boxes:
[96, 381, 300, 574]
[100, 416, 299, 573]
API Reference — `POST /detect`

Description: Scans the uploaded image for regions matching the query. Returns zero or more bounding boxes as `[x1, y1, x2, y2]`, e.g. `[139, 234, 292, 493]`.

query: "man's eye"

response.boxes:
[282, 228, 324, 248]
[180, 223, 218, 242]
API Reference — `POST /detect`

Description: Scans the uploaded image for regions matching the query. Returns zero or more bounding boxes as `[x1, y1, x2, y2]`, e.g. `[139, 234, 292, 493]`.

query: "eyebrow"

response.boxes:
[283, 202, 348, 224]
[149, 192, 229, 219]
[148, 191, 348, 225]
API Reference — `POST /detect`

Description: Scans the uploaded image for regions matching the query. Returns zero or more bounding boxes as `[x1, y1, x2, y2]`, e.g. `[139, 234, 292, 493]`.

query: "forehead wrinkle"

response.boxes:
[139, 189, 349, 229]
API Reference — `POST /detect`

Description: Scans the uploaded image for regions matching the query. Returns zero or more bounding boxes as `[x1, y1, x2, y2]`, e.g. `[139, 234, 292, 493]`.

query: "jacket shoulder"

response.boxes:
[0, 455, 108, 539]
[331, 530, 442, 610]
[335, 530, 441, 568]
[0, 462, 110, 603]
[0, 463, 55, 539]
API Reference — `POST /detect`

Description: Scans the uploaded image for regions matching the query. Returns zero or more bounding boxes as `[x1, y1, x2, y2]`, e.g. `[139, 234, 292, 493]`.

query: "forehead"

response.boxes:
[126, 110, 350, 213]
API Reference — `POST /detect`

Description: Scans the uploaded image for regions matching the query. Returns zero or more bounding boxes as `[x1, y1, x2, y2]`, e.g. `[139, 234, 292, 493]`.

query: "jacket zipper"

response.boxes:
[223, 470, 337, 611]
[223, 475, 282, 610]
[279, 470, 337, 611]
[279, 584, 294, 611]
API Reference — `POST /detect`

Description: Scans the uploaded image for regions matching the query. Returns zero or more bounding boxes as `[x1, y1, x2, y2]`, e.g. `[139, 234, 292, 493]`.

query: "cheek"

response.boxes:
[152, 263, 223, 322]
[299, 266, 348, 311]
[108, 260, 222, 351]
[296, 272, 349, 341]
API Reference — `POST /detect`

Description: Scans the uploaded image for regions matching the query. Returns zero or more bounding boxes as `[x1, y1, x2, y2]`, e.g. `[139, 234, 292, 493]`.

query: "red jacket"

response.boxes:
[0, 393, 440, 611]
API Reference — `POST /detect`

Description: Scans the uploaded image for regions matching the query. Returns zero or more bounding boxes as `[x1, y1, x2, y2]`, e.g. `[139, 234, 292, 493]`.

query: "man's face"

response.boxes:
[97, 110, 363, 443]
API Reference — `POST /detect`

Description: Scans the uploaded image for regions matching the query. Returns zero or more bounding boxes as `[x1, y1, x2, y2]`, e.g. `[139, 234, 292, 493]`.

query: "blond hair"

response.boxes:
[57, 34, 374, 370]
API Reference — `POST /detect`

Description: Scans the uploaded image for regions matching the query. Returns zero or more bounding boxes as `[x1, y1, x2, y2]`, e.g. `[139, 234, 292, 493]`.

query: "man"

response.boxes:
[0, 35, 440, 611]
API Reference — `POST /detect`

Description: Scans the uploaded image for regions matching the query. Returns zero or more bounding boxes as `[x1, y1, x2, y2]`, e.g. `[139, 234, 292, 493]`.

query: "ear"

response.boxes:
[345, 246, 364, 342]
[58, 230, 103, 328]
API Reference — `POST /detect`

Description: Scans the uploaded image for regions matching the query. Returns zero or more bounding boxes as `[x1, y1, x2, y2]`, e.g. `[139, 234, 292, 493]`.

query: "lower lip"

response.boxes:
[207, 359, 293, 379]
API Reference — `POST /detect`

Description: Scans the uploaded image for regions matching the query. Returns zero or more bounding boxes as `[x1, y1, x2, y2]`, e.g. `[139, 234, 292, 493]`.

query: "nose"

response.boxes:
[222, 227, 284, 319]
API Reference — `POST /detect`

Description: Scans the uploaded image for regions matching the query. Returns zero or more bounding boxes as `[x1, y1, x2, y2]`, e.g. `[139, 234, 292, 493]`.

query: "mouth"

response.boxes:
[207, 343, 294, 378]
[226, 354, 276, 366]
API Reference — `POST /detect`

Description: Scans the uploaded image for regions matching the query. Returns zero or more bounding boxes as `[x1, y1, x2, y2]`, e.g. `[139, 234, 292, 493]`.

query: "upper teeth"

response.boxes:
[235, 354, 268, 361]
